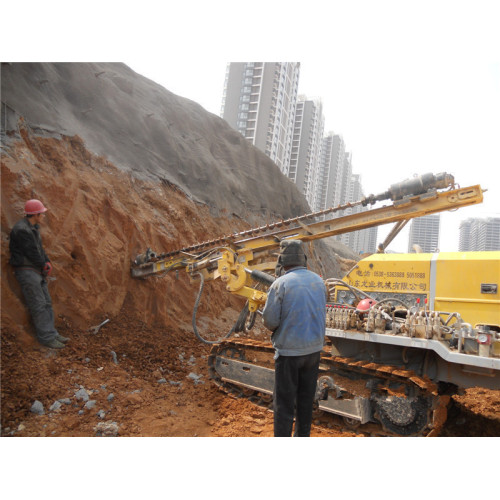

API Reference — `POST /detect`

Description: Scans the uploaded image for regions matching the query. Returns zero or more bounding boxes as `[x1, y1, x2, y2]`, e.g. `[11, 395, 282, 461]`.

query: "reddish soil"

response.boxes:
[2, 314, 499, 438]
[1, 133, 499, 437]
[0, 315, 353, 438]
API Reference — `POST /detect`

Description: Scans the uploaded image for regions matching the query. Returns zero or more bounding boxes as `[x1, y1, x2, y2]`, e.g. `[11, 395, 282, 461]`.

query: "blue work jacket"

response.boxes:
[262, 266, 327, 358]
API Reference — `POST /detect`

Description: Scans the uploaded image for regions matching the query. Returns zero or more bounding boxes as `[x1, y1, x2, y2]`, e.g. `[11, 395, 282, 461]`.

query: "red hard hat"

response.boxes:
[356, 298, 377, 311]
[24, 199, 48, 215]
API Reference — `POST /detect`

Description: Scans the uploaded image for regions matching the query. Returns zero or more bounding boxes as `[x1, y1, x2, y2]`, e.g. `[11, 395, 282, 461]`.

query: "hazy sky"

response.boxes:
[126, 2, 500, 251]
[4, 0, 500, 251]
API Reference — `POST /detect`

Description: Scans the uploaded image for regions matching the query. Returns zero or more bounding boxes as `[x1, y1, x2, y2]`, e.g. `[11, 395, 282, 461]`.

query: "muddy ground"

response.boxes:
[1, 313, 499, 439]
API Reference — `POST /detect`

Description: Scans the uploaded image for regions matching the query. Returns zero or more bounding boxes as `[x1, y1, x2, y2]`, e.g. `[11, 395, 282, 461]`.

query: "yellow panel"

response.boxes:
[434, 252, 500, 328]
[341, 251, 500, 329]
[343, 253, 432, 297]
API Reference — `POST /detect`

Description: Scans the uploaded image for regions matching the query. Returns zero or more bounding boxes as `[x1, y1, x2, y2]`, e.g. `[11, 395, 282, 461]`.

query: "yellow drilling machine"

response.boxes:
[132, 173, 499, 436]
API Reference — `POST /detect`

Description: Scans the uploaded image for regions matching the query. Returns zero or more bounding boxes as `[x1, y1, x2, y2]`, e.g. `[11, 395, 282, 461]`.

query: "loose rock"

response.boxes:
[75, 388, 89, 402]
[85, 400, 97, 410]
[49, 401, 62, 412]
[95, 421, 119, 437]
[187, 373, 204, 385]
[30, 400, 44, 415]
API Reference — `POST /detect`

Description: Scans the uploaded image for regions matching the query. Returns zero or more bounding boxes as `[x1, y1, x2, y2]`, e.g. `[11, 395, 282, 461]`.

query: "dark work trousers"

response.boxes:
[273, 351, 321, 437]
[14, 268, 58, 344]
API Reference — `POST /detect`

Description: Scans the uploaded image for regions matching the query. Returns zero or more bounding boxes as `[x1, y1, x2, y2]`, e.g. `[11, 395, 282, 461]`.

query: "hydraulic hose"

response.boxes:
[191, 271, 237, 344]
[370, 297, 409, 310]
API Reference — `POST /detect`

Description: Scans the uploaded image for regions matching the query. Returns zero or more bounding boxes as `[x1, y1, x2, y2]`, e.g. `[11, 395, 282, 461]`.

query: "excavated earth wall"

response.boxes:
[1, 62, 311, 218]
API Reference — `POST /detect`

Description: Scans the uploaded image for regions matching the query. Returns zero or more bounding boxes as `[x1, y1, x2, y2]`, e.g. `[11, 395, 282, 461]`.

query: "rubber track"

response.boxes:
[208, 338, 449, 437]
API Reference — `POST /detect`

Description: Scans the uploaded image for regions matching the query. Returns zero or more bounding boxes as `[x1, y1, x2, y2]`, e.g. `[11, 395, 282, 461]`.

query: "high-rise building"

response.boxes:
[363, 225, 379, 255]
[459, 217, 500, 251]
[408, 215, 441, 252]
[314, 139, 377, 253]
[340, 174, 378, 254]
[340, 152, 353, 206]
[289, 96, 324, 208]
[220, 63, 376, 255]
[459, 219, 473, 251]
[221, 62, 300, 175]
[316, 133, 346, 212]
[336, 155, 354, 248]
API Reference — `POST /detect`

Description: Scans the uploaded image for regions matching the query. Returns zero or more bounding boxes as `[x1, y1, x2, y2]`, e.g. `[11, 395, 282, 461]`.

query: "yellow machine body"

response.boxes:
[341, 251, 500, 330]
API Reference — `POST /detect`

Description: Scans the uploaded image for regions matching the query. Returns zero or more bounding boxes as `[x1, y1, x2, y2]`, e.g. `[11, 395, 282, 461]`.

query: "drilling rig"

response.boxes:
[131, 172, 499, 436]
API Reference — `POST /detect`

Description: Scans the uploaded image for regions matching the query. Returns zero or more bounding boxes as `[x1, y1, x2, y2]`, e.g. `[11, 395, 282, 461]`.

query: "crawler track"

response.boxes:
[208, 338, 449, 437]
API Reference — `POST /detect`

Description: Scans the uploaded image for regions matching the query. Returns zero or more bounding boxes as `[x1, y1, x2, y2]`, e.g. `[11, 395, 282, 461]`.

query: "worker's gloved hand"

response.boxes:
[43, 262, 53, 276]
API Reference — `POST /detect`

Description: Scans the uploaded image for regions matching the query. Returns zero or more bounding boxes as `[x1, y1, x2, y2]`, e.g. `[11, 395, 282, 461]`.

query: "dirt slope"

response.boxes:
[1, 62, 310, 219]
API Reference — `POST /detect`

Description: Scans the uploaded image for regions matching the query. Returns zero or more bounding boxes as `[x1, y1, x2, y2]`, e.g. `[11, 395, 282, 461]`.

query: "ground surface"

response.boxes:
[2, 313, 499, 438]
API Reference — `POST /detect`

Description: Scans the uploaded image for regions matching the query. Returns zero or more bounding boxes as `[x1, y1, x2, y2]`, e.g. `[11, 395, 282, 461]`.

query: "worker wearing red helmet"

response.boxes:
[9, 199, 69, 349]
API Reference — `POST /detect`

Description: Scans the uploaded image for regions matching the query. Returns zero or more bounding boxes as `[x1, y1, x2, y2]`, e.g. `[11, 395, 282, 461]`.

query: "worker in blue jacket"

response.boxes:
[263, 240, 327, 437]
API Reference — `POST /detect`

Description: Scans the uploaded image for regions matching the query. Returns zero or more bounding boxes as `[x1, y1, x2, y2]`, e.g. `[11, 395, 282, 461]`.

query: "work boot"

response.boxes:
[41, 338, 65, 349]
[56, 334, 70, 343]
